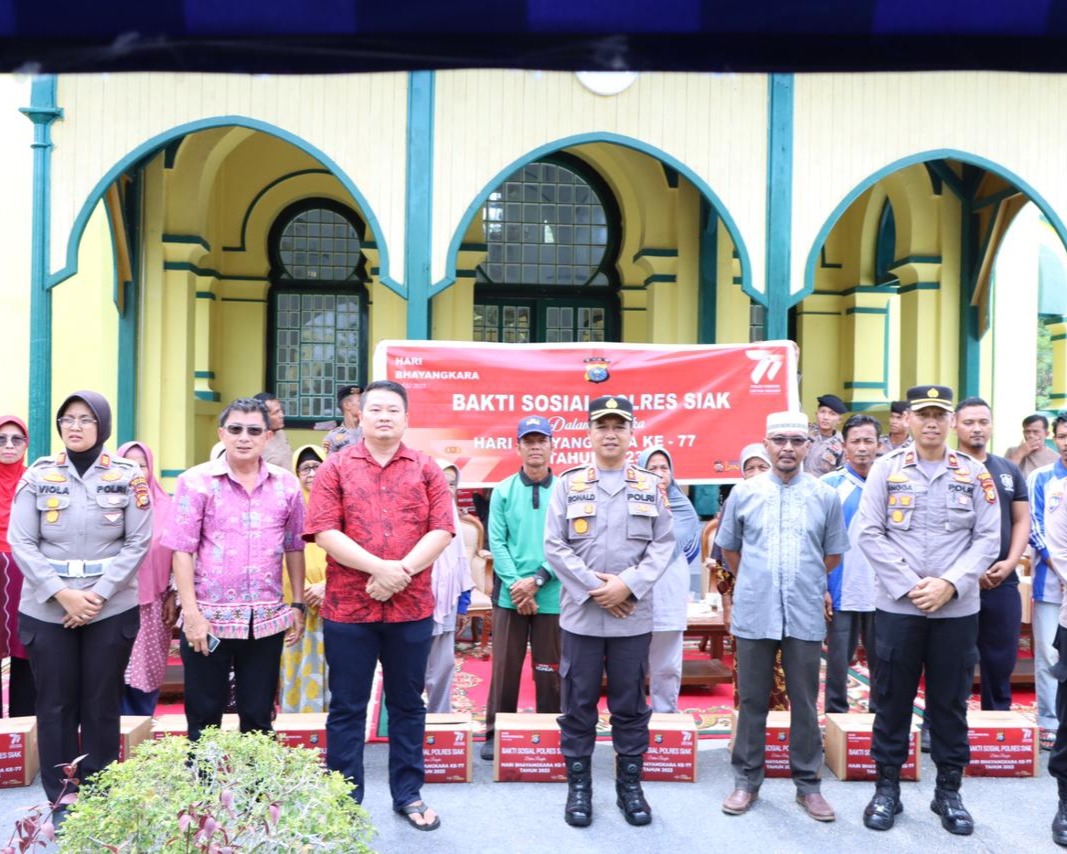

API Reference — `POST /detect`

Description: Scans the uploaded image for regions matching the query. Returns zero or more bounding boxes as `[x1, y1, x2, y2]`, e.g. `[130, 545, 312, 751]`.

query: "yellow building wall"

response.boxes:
[793, 72, 1067, 302]
[431, 71, 769, 298]
[50, 73, 410, 284]
[50, 202, 119, 454]
[0, 77, 35, 422]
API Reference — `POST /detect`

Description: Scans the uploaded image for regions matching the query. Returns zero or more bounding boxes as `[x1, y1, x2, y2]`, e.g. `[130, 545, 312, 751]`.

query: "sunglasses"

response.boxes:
[223, 424, 266, 437]
[0, 435, 26, 447]
[768, 436, 809, 448]
[297, 463, 320, 475]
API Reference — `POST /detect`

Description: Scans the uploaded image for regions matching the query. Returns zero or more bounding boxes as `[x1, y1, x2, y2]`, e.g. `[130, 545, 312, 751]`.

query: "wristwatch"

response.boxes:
[290, 602, 307, 614]
[534, 576, 545, 588]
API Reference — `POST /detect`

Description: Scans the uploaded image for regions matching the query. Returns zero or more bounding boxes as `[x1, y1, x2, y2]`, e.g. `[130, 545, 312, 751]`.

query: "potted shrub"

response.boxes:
[55, 728, 374, 852]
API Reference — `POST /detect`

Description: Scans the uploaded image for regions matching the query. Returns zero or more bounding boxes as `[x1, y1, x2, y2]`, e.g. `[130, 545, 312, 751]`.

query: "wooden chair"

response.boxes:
[455, 513, 494, 658]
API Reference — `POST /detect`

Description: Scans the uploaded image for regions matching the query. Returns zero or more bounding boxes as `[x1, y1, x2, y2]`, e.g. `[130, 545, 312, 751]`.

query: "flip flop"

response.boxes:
[397, 800, 441, 831]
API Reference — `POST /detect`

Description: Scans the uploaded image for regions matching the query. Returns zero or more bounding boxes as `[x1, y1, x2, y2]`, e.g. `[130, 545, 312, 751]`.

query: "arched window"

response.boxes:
[474, 154, 620, 343]
[267, 200, 369, 424]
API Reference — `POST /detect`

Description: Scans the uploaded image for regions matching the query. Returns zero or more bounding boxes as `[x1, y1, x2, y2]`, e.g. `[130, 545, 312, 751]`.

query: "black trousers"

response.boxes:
[8, 656, 36, 717]
[558, 629, 651, 758]
[871, 610, 978, 770]
[824, 610, 879, 714]
[20, 608, 139, 802]
[976, 581, 1021, 710]
[484, 606, 561, 741]
[181, 630, 284, 741]
[1046, 625, 1067, 794]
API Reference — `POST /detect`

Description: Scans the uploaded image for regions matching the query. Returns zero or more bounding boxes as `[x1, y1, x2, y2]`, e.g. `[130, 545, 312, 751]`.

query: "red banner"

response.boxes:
[373, 340, 799, 485]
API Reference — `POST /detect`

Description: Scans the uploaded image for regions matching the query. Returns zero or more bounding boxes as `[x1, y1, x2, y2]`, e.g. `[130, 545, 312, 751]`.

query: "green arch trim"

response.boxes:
[431, 131, 755, 304]
[220, 168, 330, 253]
[47, 116, 399, 296]
[802, 148, 1067, 307]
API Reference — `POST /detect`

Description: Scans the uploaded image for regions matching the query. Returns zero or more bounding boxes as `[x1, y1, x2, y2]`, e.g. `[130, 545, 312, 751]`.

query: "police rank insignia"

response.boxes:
[130, 475, 151, 509]
[977, 472, 996, 504]
[42, 473, 66, 483]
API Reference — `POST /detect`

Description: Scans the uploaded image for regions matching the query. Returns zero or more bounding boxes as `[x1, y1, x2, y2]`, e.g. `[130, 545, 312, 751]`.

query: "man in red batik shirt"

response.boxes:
[304, 380, 454, 832]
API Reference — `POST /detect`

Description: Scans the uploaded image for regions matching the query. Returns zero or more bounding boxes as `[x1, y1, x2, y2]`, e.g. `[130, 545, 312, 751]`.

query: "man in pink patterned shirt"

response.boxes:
[162, 397, 306, 741]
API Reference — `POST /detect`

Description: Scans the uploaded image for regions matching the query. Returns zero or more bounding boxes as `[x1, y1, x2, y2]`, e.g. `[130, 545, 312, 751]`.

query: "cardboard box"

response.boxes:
[729, 711, 793, 778]
[118, 716, 153, 762]
[964, 711, 1038, 777]
[0, 717, 37, 787]
[423, 713, 473, 783]
[273, 713, 328, 758]
[151, 714, 240, 740]
[493, 713, 567, 782]
[825, 714, 921, 781]
[643, 713, 698, 782]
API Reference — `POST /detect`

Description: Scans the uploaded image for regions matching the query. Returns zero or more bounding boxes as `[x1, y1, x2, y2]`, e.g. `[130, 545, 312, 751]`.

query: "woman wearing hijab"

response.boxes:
[280, 445, 329, 713]
[9, 391, 152, 810]
[424, 461, 473, 714]
[117, 441, 175, 716]
[0, 416, 35, 716]
[638, 447, 701, 714]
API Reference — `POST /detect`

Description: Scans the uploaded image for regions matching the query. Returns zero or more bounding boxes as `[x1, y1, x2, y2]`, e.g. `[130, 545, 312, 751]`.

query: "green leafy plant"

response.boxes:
[55, 729, 374, 853]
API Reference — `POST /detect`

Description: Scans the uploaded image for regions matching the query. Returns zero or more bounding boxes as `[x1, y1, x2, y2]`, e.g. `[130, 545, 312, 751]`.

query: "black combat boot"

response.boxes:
[615, 754, 652, 826]
[930, 765, 973, 835]
[564, 756, 593, 827]
[863, 763, 903, 831]
[1053, 800, 1067, 847]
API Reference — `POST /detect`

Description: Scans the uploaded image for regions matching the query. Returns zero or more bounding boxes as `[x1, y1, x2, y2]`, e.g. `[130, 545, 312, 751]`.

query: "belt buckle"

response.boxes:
[67, 559, 85, 578]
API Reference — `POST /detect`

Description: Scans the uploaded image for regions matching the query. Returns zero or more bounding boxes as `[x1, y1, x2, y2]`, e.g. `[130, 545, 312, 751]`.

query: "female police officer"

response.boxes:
[9, 391, 151, 812]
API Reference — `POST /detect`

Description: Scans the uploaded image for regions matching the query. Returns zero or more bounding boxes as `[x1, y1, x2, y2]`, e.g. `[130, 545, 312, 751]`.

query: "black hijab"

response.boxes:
[56, 390, 112, 477]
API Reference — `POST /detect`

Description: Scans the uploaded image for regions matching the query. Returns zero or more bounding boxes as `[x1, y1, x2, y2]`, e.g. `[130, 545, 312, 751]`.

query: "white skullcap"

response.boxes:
[765, 411, 809, 436]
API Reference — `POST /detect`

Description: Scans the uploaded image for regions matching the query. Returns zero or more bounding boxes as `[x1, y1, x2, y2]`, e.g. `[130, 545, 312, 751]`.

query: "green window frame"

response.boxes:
[267, 199, 369, 426]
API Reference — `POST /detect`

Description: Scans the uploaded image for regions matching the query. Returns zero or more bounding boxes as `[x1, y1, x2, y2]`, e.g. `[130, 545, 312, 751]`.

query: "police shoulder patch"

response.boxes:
[130, 475, 151, 509]
[977, 471, 997, 504]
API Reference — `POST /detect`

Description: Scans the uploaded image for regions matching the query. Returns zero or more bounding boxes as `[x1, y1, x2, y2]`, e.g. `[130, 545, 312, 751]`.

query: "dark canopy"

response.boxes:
[6, 1, 1067, 75]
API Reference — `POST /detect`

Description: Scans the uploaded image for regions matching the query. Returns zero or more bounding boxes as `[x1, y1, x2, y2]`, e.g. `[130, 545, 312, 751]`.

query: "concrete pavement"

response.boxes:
[0, 739, 1062, 852]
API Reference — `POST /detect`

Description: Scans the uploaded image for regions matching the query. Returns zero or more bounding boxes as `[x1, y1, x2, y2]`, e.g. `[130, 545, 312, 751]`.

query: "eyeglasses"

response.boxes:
[58, 416, 97, 428]
[767, 436, 809, 448]
[297, 463, 320, 475]
[223, 424, 266, 436]
[0, 435, 25, 447]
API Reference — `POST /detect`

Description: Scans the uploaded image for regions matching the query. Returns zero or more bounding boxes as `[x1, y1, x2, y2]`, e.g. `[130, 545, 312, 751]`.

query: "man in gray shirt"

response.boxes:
[545, 395, 674, 829]
[857, 385, 1000, 836]
[717, 410, 849, 823]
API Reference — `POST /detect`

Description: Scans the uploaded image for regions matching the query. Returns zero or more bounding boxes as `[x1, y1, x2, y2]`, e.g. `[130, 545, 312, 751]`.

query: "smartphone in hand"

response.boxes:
[206, 633, 221, 653]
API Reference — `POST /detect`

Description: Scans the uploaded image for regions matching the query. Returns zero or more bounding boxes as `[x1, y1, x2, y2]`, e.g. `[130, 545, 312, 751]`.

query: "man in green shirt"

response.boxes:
[480, 415, 562, 761]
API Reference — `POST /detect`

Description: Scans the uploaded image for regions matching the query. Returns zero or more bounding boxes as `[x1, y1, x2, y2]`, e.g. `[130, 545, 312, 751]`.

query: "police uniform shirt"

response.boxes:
[8, 451, 153, 624]
[323, 424, 363, 455]
[544, 464, 675, 638]
[878, 435, 912, 456]
[856, 447, 1001, 619]
[715, 471, 850, 642]
[806, 427, 844, 476]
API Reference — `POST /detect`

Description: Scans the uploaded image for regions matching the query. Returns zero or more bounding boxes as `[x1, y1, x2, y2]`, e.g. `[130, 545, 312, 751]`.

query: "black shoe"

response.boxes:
[1053, 800, 1067, 847]
[863, 764, 903, 831]
[615, 754, 652, 827]
[564, 756, 593, 827]
[480, 738, 494, 761]
[931, 766, 973, 836]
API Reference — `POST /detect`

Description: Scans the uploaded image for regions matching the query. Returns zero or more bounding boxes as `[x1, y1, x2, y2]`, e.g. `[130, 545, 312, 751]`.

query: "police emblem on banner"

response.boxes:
[583, 356, 611, 384]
